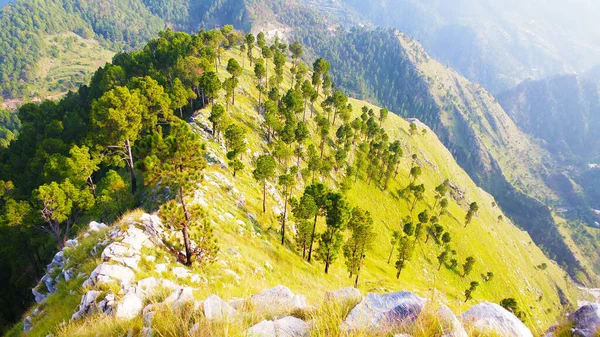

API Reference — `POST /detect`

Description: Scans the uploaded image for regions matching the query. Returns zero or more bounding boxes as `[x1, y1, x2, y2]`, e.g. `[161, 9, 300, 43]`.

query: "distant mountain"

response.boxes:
[340, 0, 600, 93]
[0, 0, 11, 8]
[498, 74, 600, 163]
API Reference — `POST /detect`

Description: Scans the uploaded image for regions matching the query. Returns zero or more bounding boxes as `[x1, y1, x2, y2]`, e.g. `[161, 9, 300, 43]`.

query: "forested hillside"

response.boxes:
[0, 28, 583, 335]
[340, 0, 600, 93]
[498, 74, 600, 163]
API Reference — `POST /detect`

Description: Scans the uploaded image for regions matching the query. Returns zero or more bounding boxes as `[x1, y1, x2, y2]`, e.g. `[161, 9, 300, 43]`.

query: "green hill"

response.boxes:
[0, 28, 585, 336]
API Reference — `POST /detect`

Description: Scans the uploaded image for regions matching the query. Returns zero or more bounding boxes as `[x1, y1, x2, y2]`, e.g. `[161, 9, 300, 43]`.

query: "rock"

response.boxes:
[542, 324, 558, 337]
[121, 226, 154, 250]
[88, 221, 108, 232]
[97, 293, 115, 314]
[135, 277, 178, 296]
[250, 285, 308, 316]
[140, 213, 164, 237]
[436, 304, 467, 337]
[202, 295, 237, 321]
[63, 268, 74, 282]
[83, 263, 135, 287]
[461, 302, 533, 337]
[72, 290, 102, 320]
[32, 307, 40, 317]
[165, 287, 197, 310]
[41, 274, 56, 293]
[247, 316, 309, 337]
[155, 264, 168, 273]
[23, 316, 33, 332]
[65, 239, 78, 248]
[172, 267, 189, 279]
[324, 287, 362, 307]
[247, 320, 276, 337]
[102, 242, 141, 269]
[116, 292, 143, 319]
[568, 304, 600, 337]
[141, 327, 153, 337]
[32, 288, 47, 303]
[47, 251, 64, 271]
[341, 291, 426, 332]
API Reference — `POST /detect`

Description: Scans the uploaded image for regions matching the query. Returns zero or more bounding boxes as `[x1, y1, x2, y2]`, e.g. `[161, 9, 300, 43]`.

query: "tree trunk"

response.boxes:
[87, 176, 97, 198]
[307, 213, 318, 262]
[179, 185, 193, 266]
[125, 139, 137, 195]
[262, 180, 267, 213]
[232, 86, 236, 106]
[354, 272, 360, 288]
[281, 192, 288, 245]
[258, 81, 262, 113]
[396, 267, 402, 279]
[387, 245, 394, 264]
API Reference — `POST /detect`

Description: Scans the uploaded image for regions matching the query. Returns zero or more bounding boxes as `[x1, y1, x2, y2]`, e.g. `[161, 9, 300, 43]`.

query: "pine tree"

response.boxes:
[253, 155, 276, 213]
[318, 192, 351, 273]
[344, 207, 375, 287]
[278, 172, 296, 244]
[462, 256, 476, 277]
[395, 235, 415, 278]
[139, 120, 216, 266]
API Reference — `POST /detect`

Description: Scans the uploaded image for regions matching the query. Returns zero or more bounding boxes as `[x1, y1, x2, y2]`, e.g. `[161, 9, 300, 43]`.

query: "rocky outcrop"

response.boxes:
[559, 303, 600, 337]
[341, 291, 426, 332]
[324, 287, 362, 306]
[250, 285, 308, 317]
[461, 302, 533, 337]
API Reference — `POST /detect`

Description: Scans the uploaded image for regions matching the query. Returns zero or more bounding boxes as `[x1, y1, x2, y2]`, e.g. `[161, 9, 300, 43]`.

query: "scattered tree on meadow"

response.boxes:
[465, 202, 479, 227]
[462, 256, 476, 277]
[344, 207, 375, 287]
[253, 155, 276, 213]
[464, 281, 479, 301]
[317, 192, 351, 273]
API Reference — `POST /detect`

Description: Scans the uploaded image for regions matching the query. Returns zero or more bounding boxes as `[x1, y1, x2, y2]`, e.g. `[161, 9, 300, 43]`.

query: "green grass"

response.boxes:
[32, 33, 114, 99]
[11, 46, 586, 337]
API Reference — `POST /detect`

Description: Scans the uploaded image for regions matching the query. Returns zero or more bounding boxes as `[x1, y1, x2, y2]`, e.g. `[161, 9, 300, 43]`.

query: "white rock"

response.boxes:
[116, 292, 143, 319]
[247, 316, 309, 337]
[250, 285, 308, 316]
[32, 289, 47, 304]
[83, 263, 135, 287]
[71, 290, 102, 320]
[461, 302, 533, 337]
[88, 221, 107, 232]
[172, 267, 189, 279]
[23, 316, 33, 332]
[155, 264, 168, 273]
[65, 239, 78, 248]
[203, 295, 237, 321]
[165, 287, 196, 309]
[247, 320, 276, 337]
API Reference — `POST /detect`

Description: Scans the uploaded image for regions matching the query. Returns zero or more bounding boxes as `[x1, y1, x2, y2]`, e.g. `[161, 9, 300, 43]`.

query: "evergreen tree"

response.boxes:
[463, 256, 476, 277]
[318, 192, 351, 273]
[465, 202, 479, 227]
[253, 155, 276, 213]
[278, 171, 296, 244]
[395, 235, 415, 278]
[344, 207, 375, 287]
[292, 193, 318, 258]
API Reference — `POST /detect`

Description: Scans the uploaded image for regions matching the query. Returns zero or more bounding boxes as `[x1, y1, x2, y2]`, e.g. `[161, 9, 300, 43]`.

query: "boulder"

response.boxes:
[165, 287, 198, 310]
[97, 293, 116, 314]
[83, 263, 135, 287]
[102, 242, 141, 269]
[121, 226, 154, 250]
[155, 264, 168, 274]
[47, 250, 64, 270]
[116, 292, 143, 319]
[88, 221, 108, 232]
[202, 295, 237, 321]
[324, 287, 362, 307]
[568, 304, 600, 337]
[41, 274, 56, 293]
[32, 288, 47, 303]
[250, 285, 308, 316]
[247, 316, 309, 337]
[461, 302, 533, 337]
[71, 290, 102, 320]
[135, 277, 178, 296]
[341, 291, 426, 332]
[23, 316, 33, 332]
[65, 239, 78, 248]
[436, 304, 467, 337]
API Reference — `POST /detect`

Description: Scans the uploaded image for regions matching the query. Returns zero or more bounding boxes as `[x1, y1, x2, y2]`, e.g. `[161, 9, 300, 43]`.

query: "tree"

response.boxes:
[462, 256, 476, 277]
[395, 235, 415, 278]
[464, 281, 479, 301]
[344, 207, 375, 287]
[226, 58, 242, 105]
[224, 124, 246, 159]
[245, 33, 255, 66]
[500, 298, 526, 320]
[409, 184, 426, 212]
[278, 172, 296, 244]
[409, 122, 418, 136]
[169, 78, 194, 117]
[128, 76, 172, 129]
[409, 166, 422, 184]
[304, 183, 329, 262]
[34, 179, 94, 249]
[254, 60, 266, 112]
[91, 86, 145, 194]
[379, 108, 388, 127]
[433, 179, 450, 209]
[465, 202, 479, 227]
[292, 193, 318, 258]
[253, 155, 276, 213]
[437, 249, 450, 270]
[318, 192, 351, 273]
[198, 71, 221, 106]
[262, 46, 273, 89]
[209, 103, 227, 140]
[92, 170, 133, 222]
[139, 120, 216, 266]
[44, 145, 100, 198]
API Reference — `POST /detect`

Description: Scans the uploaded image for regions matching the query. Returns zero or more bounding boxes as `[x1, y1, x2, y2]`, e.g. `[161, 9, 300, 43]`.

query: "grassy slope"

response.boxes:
[11, 47, 585, 337]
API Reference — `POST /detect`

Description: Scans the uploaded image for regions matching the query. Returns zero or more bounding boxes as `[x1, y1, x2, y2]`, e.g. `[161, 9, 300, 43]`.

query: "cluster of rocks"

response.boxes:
[24, 214, 600, 337]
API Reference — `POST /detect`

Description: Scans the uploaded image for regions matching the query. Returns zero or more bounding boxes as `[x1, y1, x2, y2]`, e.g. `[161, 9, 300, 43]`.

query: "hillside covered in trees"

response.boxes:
[0, 28, 584, 335]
